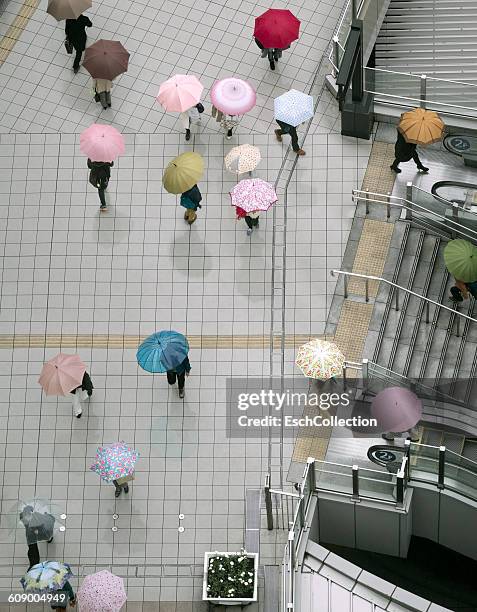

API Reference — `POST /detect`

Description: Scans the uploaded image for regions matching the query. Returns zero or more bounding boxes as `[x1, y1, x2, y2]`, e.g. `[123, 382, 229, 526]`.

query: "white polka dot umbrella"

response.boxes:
[225, 144, 261, 174]
[295, 339, 345, 380]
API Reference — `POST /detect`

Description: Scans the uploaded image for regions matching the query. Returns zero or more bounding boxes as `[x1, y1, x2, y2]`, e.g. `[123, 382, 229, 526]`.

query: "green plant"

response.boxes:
[206, 551, 255, 599]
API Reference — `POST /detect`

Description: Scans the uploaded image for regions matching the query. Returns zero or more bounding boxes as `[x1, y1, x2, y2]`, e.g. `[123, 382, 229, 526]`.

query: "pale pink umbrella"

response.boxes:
[38, 353, 86, 396]
[371, 387, 422, 433]
[157, 74, 203, 112]
[77, 570, 126, 612]
[80, 124, 125, 163]
[230, 178, 278, 213]
[211, 77, 256, 115]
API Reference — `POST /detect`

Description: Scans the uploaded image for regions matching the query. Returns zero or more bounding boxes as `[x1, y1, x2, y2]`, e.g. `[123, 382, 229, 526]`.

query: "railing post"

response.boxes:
[386, 192, 391, 219]
[342, 363, 347, 390]
[352, 465, 360, 501]
[395, 287, 400, 311]
[420, 74, 427, 109]
[306, 457, 316, 492]
[404, 439, 411, 481]
[361, 358, 369, 392]
[264, 473, 274, 530]
[365, 188, 370, 215]
[425, 300, 430, 324]
[405, 182, 413, 221]
[288, 531, 295, 608]
[438, 445, 446, 489]
[298, 496, 305, 528]
[456, 314, 461, 338]
[365, 276, 369, 302]
[352, 0, 358, 20]
[343, 274, 348, 298]
[396, 469, 405, 508]
[333, 36, 340, 77]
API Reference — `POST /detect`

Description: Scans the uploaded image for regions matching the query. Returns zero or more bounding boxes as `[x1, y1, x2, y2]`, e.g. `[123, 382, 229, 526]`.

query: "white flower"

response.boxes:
[238, 557, 243, 562]
[230, 561, 234, 566]
[220, 579, 223, 583]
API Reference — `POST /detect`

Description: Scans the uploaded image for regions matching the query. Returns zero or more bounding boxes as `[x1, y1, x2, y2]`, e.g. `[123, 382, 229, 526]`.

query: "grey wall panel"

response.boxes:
[438, 493, 477, 561]
[318, 498, 356, 548]
[411, 484, 440, 541]
[355, 505, 400, 556]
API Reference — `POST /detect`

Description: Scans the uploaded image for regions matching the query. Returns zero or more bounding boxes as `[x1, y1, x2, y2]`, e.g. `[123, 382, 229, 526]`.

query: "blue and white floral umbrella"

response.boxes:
[274, 89, 314, 127]
[21, 561, 72, 593]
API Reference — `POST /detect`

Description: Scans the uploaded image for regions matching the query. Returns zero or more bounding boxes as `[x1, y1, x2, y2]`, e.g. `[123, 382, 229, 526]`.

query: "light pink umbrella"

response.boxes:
[77, 570, 126, 612]
[230, 178, 278, 213]
[157, 74, 203, 112]
[38, 353, 86, 396]
[371, 387, 422, 433]
[80, 124, 125, 163]
[211, 77, 256, 116]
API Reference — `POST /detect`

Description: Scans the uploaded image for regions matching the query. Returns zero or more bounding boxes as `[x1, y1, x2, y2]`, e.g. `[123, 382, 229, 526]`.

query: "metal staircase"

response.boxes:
[374, 0, 477, 108]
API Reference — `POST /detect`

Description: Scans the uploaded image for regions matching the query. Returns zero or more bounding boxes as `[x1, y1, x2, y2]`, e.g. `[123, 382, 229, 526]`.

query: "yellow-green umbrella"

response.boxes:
[162, 152, 204, 194]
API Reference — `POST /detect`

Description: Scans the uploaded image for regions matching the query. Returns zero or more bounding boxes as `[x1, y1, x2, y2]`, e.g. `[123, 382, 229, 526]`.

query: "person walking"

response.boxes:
[179, 102, 204, 141]
[112, 474, 133, 498]
[70, 371, 93, 418]
[254, 37, 289, 70]
[236, 206, 259, 236]
[65, 14, 92, 74]
[27, 543, 40, 571]
[390, 129, 429, 174]
[87, 158, 113, 212]
[180, 184, 202, 225]
[93, 78, 112, 110]
[50, 580, 76, 610]
[449, 277, 477, 303]
[274, 120, 305, 155]
[167, 355, 191, 399]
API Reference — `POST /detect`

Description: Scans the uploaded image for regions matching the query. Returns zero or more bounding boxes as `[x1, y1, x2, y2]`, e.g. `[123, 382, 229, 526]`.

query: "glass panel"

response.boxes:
[315, 468, 354, 495]
[425, 76, 477, 117]
[365, 68, 422, 103]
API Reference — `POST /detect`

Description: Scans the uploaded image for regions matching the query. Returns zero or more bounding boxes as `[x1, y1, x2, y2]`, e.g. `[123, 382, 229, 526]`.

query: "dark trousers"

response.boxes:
[28, 543, 40, 570]
[245, 216, 259, 229]
[113, 479, 128, 492]
[276, 121, 299, 151]
[167, 370, 185, 390]
[72, 45, 84, 69]
[392, 151, 425, 170]
[97, 187, 106, 207]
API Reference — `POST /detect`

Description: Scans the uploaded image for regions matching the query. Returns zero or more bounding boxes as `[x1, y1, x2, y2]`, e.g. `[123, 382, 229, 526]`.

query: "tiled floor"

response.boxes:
[0, 0, 378, 605]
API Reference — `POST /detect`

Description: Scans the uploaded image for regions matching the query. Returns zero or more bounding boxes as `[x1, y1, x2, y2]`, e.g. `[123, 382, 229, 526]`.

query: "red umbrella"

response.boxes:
[83, 40, 130, 81]
[254, 9, 300, 49]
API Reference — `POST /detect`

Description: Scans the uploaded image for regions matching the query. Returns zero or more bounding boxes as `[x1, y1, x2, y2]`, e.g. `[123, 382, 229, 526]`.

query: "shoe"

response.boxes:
[274, 129, 283, 142]
[184, 210, 190, 221]
[185, 129, 191, 141]
[73, 66, 79, 74]
[296, 149, 306, 156]
[261, 50, 267, 58]
[75, 408, 82, 418]
[100, 206, 108, 212]
[390, 164, 401, 173]
[270, 61, 275, 70]
[114, 488, 121, 498]
[450, 286, 464, 303]
[418, 165, 429, 173]
[246, 228, 253, 236]
[47, 537, 53, 543]
[123, 485, 129, 494]
[226, 129, 233, 140]
[179, 388, 185, 398]
[382, 433, 395, 441]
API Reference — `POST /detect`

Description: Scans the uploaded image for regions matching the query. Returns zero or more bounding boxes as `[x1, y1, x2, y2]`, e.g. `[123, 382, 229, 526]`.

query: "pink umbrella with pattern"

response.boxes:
[78, 570, 126, 612]
[90, 442, 139, 483]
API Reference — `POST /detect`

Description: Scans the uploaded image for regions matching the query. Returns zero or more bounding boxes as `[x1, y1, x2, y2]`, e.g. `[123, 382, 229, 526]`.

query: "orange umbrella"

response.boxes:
[38, 353, 86, 396]
[398, 108, 444, 146]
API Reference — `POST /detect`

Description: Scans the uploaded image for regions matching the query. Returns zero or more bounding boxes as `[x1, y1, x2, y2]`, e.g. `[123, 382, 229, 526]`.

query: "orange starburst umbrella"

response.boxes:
[398, 108, 445, 146]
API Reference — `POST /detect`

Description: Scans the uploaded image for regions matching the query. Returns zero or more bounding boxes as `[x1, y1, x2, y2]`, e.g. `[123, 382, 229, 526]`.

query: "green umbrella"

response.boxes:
[444, 239, 477, 282]
[162, 152, 204, 195]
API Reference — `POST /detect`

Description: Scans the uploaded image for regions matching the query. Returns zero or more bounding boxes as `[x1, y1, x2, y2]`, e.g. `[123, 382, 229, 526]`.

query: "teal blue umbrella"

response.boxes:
[137, 331, 189, 373]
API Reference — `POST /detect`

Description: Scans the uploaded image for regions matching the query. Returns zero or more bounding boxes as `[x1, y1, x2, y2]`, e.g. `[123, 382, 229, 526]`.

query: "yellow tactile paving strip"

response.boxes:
[349, 218, 394, 297]
[0, 0, 39, 66]
[361, 141, 396, 196]
[0, 333, 319, 349]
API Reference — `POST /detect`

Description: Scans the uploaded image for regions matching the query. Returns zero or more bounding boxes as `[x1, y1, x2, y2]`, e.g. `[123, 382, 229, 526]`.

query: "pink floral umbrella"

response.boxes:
[80, 124, 125, 162]
[230, 178, 278, 213]
[38, 353, 86, 396]
[77, 570, 126, 612]
[157, 74, 203, 112]
[211, 78, 256, 115]
[90, 442, 139, 483]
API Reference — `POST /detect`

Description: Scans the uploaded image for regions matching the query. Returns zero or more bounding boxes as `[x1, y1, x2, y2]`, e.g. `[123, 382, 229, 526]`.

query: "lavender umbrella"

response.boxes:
[371, 387, 422, 433]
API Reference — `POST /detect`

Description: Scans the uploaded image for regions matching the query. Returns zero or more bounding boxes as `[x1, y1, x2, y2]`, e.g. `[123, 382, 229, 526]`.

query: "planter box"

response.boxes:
[203, 551, 259, 605]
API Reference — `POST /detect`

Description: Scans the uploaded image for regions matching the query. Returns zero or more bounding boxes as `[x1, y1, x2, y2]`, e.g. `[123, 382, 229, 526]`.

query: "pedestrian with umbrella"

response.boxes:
[254, 8, 300, 70]
[211, 77, 256, 139]
[80, 124, 125, 212]
[38, 353, 92, 418]
[83, 40, 130, 109]
[77, 570, 127, 612]
[90, 442, 140, 498]
[64, 14, 92, 73]
[371, 387, 422, 442]
[70, 371, 93, 418]
[21, 561, 76, 609]
[163, 152, 204, 225]
[274, 89, 313, 156]
[444, 239, 477, 303]
[230, 178, 278, 237]
[225, 144, 261, 177]
[157, 74, 204, 141]
[47, 0, 91, 21]
[137, 331, 190, 398]
[390, 108, 444, 173]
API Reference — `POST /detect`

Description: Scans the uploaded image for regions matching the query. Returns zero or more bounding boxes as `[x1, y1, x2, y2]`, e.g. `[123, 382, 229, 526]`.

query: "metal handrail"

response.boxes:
[366, 89, 477, 114]
[330, 269, 477, 325]
[367, 66, 477, 89]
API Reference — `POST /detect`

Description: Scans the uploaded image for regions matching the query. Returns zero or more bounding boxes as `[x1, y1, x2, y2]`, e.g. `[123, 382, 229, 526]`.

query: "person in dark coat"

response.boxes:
[390, 129, 429, 174]
[50, 580, 76, 610]
[20, 506, 55, 545]
[87, 159, 113, 211]
[254, 37, 290, 70]
[65, 14, 92, 73]
[27, 543, 40, 571]
[274, 120, 305, 155]
[180, 184, 202, 225]
[70, 371, 93, 418]
[167, 356, 191, 398]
